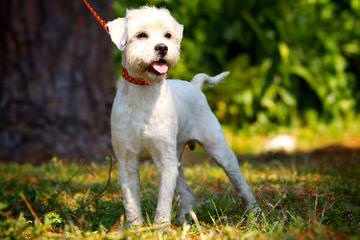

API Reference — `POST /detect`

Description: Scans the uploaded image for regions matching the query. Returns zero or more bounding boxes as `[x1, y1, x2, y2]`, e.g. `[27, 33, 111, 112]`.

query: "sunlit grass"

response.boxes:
[1, 140, 359, 239]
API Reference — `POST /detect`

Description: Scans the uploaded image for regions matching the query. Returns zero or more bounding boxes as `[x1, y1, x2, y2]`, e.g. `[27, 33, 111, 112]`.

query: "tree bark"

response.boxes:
[0, 0, 115, 162]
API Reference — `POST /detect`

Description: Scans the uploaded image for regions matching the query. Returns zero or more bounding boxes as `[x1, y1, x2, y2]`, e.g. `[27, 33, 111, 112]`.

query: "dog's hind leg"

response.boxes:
[175, 144, 195, 223]
[196, 113, 259, 212]
[175, 167, 195, 223]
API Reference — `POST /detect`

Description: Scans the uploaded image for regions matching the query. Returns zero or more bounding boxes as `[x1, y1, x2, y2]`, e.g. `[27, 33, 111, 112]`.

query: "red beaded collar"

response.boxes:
[121, 68, 150, 86]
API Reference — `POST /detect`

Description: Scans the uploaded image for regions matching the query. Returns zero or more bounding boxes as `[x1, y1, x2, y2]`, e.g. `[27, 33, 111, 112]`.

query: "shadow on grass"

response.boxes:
[182, 144, 360, 232]
[0, 173, 124, 231]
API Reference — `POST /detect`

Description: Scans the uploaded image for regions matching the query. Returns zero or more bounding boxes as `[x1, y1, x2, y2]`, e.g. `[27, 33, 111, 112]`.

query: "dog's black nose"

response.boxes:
[154, 43, 168, 56]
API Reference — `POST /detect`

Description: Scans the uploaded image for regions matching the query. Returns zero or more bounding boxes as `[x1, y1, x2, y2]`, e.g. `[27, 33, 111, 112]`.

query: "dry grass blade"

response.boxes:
[189, 210, 204, 240]
[20, 192, 40, 224]
[94, 155, 114, 199]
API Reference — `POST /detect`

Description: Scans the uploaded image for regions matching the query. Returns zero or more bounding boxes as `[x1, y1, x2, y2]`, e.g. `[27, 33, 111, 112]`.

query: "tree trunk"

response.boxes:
[0, 0, 115, 162]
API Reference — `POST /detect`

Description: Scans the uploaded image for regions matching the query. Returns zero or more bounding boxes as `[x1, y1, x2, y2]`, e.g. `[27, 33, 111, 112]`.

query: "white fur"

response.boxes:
[109, 6, 258, 226]
[107, 18, 127, 50]
[191, 71, 230, 88]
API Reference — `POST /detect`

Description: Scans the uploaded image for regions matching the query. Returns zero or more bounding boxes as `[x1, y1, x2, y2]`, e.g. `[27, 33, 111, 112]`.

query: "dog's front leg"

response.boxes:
[117, 154, 143, 226]
[153, 152, 179, 224]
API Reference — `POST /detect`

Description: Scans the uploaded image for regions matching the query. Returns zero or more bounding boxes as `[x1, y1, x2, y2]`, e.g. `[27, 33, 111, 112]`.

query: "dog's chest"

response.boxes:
[111, 83, 177, 152]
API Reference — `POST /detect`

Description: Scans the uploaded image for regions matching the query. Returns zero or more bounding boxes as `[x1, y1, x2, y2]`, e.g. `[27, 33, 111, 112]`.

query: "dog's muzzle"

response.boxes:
[154, 43, 168, 57]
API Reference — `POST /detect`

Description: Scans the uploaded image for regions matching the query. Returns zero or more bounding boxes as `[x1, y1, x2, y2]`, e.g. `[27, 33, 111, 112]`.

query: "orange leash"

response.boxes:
[82, 0, 109, 34]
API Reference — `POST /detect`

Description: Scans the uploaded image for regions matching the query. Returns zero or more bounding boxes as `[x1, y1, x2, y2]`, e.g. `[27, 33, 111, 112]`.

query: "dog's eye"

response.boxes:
[137, 32, 148, 39]
[165, 33, 172, 39]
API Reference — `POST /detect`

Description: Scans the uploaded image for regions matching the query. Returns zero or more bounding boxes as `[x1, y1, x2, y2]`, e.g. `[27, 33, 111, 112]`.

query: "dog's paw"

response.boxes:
[251, 205, 263, 217]
[175, 212, 194, 226]
[240, 204, 263, 223]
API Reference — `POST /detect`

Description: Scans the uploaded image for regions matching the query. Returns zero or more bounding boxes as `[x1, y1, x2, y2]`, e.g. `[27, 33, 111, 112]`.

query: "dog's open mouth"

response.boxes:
[148, 59, 169, 75]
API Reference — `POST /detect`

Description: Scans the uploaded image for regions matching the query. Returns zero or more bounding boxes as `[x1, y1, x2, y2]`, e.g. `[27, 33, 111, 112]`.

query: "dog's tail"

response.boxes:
[190, 71, 230, 88]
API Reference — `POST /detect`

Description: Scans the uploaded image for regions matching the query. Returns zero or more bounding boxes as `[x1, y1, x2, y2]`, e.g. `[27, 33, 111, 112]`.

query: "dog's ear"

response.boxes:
[106, 18, 127, 51]
[176, 23, 184, 42]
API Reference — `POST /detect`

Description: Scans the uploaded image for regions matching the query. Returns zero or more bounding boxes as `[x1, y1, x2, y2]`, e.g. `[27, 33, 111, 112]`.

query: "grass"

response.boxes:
[0, 128, 360, 239]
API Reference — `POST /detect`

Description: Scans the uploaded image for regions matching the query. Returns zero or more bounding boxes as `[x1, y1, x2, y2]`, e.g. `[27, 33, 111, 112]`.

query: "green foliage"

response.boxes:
[43, 211, 64, 231]
[113, 0, 360, 129]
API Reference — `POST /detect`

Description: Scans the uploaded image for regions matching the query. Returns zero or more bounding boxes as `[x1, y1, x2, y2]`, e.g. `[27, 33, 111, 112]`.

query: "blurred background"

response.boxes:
[1, 0, 359, 162]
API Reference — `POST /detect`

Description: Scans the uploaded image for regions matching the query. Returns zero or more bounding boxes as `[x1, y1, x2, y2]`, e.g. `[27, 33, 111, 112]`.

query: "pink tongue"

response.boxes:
[152, 63, 168, 74]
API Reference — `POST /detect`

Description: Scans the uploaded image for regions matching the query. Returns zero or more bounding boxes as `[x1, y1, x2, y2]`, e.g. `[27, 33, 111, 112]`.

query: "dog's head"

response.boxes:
[107, 6, 183, 83]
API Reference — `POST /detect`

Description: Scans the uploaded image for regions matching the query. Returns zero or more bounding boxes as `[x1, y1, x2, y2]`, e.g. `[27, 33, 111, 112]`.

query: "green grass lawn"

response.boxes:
[0, 131, 360, 239]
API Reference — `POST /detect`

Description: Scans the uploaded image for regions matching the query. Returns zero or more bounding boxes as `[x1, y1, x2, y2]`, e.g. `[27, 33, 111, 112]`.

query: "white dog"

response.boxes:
[107, 6, 259, 226]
